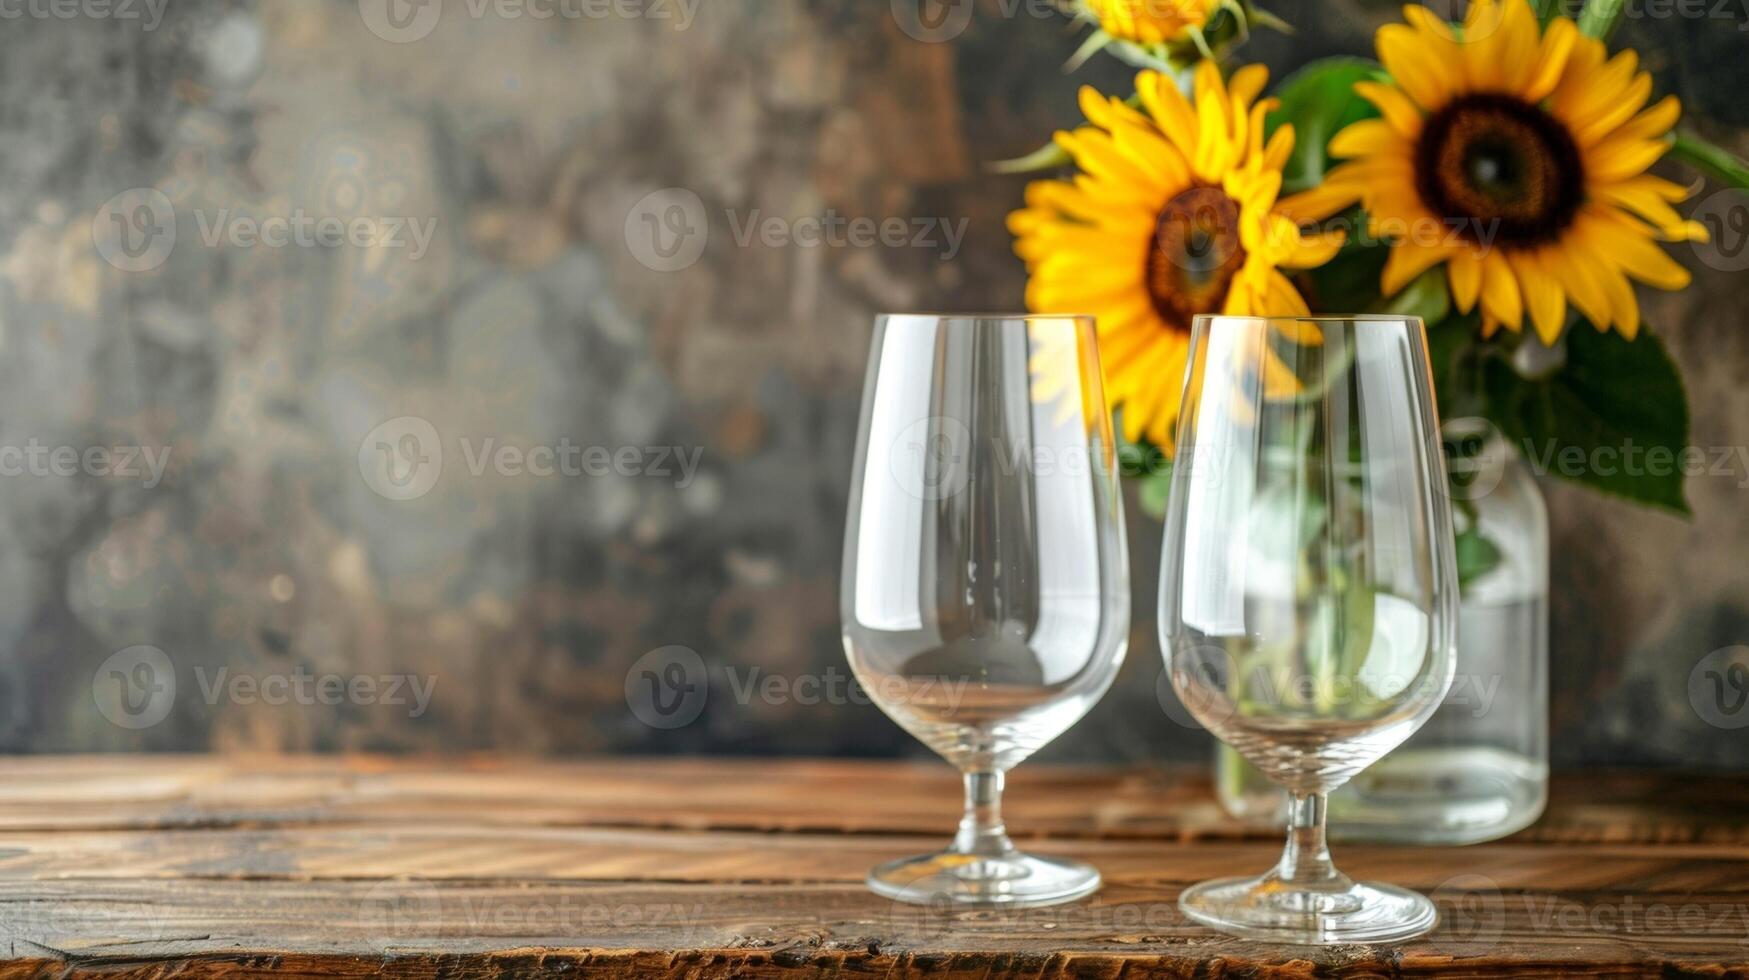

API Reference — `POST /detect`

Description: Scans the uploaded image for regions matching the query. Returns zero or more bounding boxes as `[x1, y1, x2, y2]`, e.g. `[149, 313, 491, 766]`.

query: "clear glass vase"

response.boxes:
[1215, 418, 1549, 844]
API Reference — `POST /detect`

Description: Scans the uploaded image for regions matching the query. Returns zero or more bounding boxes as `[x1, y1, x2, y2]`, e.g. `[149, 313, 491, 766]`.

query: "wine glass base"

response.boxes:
[1179, 875, 1437, 945]
[870, 851, 1101, 909]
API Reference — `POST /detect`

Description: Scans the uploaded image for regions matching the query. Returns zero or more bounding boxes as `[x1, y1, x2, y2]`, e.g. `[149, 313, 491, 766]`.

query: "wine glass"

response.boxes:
[1159, 314, 1459, 943]
[841, 313, 1129, 908]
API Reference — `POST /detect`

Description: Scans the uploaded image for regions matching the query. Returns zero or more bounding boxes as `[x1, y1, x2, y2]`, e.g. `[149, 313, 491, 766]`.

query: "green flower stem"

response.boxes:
[1669, 132, 1749, 190]
[1576, 0, 1626, 39]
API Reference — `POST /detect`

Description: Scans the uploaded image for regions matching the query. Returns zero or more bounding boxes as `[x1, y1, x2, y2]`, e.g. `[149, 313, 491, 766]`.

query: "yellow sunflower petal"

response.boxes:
[1329, 118, 1408, 159]
[1613, 94, 1682, 143]
[1574, 71, 1653, 147]
[1478, 247, 1523, 331]
[1278, 174, 1363, 223]
[1382, 241, 1458, 295]
[1136, 70, 1199, 158]
[1542, 236, 1615, 330]
[1230, 64, 1269, 109]
[1448, 251, 1482, 313]
[1376, 23, 1456, 110]
[1512, 250, 1568, 345]
[1586, 209, 1692, 291]
[1587, 137, 1670, 183]
[1522, 17, 1579, 102]
[1595, 178, 1693, 237]
[1353, 81, 1426, 140]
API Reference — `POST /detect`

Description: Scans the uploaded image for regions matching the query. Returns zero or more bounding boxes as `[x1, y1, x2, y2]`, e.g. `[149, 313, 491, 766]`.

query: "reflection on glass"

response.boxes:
[1160, 315, 1459, 943]
[842, 314, 1129, 908]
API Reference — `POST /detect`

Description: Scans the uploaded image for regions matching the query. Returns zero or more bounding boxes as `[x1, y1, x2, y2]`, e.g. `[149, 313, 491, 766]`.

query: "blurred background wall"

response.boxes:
[0, 0, 1744, 766]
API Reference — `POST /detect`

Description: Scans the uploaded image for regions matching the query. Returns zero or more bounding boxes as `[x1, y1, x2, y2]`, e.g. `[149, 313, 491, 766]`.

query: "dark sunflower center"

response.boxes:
[1415, 93, 1583, 247]
[1146, 185, 1246, 333]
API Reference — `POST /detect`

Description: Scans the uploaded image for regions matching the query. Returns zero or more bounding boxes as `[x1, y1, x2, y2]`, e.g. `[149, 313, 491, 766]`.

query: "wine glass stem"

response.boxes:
[951, 770, 1016, 859]
[1276, 791, 1344, 887]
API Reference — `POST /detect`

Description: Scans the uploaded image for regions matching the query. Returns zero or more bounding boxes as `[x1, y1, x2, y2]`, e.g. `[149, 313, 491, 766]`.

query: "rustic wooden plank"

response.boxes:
[2, 756, 1744, 845]
[2, 879, 1747, 978]
[0, 757, 1745, 976]
[0, 826, 1742, 890]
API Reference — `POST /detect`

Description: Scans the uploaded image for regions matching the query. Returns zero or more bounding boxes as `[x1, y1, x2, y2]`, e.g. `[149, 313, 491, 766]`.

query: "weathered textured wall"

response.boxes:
[0, 0, 1743, 766]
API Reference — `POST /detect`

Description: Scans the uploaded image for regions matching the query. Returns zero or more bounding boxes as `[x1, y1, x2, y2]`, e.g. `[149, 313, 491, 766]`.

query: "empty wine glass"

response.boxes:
[1159, 314, 1459, 943]
[842, 313, 1129, 908]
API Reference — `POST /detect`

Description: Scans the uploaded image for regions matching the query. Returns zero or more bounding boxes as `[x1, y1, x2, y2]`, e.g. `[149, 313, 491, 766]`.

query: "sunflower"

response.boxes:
[1082, 0, 1217, 46]
[1009, 62, 1344, 450]
[1284, 0, 1708, 342]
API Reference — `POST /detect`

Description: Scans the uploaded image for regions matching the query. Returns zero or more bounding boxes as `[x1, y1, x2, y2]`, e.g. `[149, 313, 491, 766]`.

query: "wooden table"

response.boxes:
[2, 756, 1747, 977]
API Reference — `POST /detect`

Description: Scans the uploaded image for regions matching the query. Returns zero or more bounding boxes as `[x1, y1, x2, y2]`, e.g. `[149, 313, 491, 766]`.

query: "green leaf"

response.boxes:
[1454, 528, 1504, 592]
[1670, 132, 1749, 190]
[1374, 266, 1451, 324]
[1426, 312, 1487, 419]
[1265, 57, 1385, 194]
[1482, 325, 1692, 515]
[1576, 0, 1626, 39]
[1138, 461, 1173, 520]
[1299, 221, 1387, 312]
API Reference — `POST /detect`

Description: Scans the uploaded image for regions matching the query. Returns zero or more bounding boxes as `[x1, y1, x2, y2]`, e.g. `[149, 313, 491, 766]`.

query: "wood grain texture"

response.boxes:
[0, 756, 1746, 978]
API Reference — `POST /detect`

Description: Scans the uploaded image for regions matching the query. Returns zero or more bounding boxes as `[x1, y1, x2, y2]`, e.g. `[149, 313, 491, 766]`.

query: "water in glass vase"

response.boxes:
[1218, 597, 1547, 842]
[1216, 423, 1550, 845]
[1327, 593, 1547, 841]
